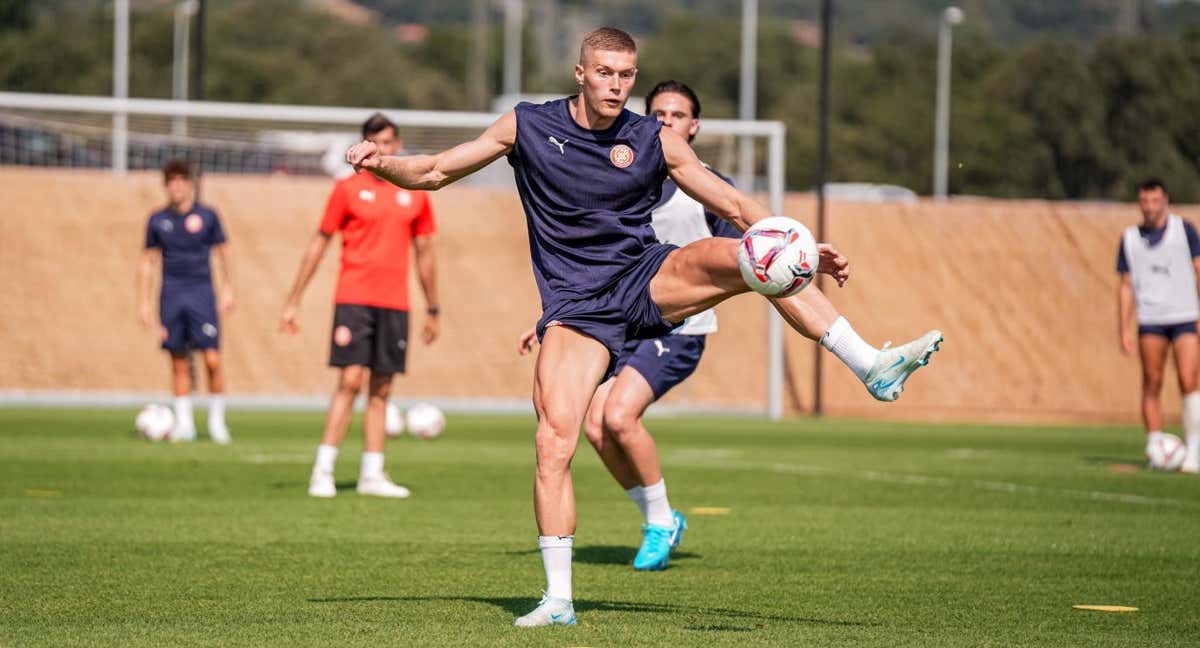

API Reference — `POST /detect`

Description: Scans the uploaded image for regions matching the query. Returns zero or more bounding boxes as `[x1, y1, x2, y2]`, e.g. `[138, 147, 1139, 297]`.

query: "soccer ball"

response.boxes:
[406, 403, 445, 439]
[135, 404, 175, 441]
[737, 216, 819, 298]
[385, 401, 405, 437]
[1147, 433, 1187, 471]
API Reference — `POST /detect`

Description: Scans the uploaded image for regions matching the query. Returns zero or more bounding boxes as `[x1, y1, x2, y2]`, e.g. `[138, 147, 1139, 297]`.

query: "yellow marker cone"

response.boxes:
[1072, 605, 1138, 613]
[690, 506, 731, 515]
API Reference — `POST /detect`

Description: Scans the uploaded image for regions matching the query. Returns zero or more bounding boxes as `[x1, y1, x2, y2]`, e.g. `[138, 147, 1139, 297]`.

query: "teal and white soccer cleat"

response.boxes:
[864, 330, 943, 402]
[633, 510, 685, 571]
[513, 594, 576, 627]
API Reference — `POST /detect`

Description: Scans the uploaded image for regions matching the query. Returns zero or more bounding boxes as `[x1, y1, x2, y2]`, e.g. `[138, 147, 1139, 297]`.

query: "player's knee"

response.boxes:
[202, 351, 220, 371]
[337, 368, 365, 394]
[1142, 371, 1163, 393]
[602, 403, 638, 440]
[582, 417, 605, 451]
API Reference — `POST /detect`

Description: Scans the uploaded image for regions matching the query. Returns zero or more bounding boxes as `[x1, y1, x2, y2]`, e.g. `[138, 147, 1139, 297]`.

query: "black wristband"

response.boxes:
[426, 306, 440, 316]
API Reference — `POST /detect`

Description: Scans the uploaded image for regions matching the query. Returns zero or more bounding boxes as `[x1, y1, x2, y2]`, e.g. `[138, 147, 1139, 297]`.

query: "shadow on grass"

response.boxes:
[502, 544, 700, 566]
[306, 594, 874, 627]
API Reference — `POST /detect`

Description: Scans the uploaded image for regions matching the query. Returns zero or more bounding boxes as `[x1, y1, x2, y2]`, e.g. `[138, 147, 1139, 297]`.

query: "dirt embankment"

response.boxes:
[2, 167, 1194, 424]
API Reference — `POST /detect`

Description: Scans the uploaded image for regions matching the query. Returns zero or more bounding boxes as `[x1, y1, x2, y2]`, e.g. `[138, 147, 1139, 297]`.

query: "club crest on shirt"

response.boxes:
[610, 144, 634, 169]
[358, 189, 376, 203]
[184, 213, 203, 234]
[396, 191, 412, 207]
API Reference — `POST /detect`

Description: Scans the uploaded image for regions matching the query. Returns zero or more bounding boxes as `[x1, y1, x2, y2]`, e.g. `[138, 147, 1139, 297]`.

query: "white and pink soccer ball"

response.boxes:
[1147, 433, 1187, 471]
[737, 216, 819, 298]
[405, 403, 445, 439]
[135, 404, 174, 441]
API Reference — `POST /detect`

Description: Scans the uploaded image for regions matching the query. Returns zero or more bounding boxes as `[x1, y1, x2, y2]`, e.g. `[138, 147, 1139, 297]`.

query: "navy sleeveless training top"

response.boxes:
[507, 97, 667, 303]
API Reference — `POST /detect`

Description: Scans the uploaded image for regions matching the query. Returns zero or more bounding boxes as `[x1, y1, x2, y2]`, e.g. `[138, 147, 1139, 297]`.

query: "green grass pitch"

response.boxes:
[2, 407, 1198, 647]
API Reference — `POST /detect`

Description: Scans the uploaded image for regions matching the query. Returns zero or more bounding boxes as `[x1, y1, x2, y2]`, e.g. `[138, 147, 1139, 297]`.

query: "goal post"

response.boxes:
[0, 91, 788, 419]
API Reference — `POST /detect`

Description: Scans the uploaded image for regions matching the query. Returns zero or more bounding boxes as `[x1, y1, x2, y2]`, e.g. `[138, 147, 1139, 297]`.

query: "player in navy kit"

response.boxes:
[517, 81, 740, 573]
[137, 160, 235, 444]
[346, 28, 942, 626]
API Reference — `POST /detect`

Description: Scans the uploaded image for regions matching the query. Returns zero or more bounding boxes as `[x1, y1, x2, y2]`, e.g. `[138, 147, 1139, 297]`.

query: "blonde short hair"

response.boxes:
[579, 27, 637, 63]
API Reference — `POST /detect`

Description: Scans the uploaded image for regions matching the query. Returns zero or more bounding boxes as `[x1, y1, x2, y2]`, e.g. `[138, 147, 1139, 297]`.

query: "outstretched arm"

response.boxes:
[662, 127, 770, 232]
[346, 111, 517, 191]
[662, 128, 849, 284]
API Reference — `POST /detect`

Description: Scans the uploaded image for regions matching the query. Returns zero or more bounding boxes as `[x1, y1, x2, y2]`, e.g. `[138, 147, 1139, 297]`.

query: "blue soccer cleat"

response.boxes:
[633, 510, 686, 571]
[864, 330, 943, 402]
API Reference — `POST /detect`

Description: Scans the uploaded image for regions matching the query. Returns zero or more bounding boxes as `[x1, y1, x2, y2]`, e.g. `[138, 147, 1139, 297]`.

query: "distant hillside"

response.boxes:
[355, 0, 1200, 44]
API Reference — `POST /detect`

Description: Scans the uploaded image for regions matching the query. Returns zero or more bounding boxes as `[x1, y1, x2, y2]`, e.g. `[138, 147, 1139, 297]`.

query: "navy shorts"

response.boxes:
[1138, 321, 1198, 341]
[160, 284, 219, 352]
[536, 243, 679, 373]
[328, 304, 409, 375]
[614, 334, 706, 400]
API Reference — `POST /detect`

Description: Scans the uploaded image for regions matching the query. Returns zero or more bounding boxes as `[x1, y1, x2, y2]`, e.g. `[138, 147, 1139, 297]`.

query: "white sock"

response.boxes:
[314, 444, 339, 474]
[360, 451, 385, 479]
[643, 479, 674, 527]
[173, 396, 194, 430]
[820, 317, 879, 381]
[625, 485, 648, 520]
[208, 395, 226, 427]
[538, 535, 573, 601]
[1146, 430, 1165, 455]
[1183, 393, 1200, 463]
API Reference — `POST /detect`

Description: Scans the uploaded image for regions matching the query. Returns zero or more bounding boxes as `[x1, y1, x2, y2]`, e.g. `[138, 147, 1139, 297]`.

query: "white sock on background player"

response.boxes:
[360, 451, 385, 479]
[642, 479, 674, 528]
[314, 444, 339, 474]
[1146, 430, 1165, 456]
[207, 395, 230, 444]
[172, 395, 195, 440]
[538, 535, 573, 601]
[1182, 393, 1200, 471]
[820, 317, 880, 381]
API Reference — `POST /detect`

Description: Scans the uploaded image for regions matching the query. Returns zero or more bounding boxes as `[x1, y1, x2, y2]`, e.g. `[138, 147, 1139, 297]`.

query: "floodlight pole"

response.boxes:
[503, 0, 523, 97]
[812, 0, 833, 417]
[112, 0, 129, 174]
[191, 0, 206, 102]
[933, 6, 963, 199]
[172, 0, 198, 137]
[738, 0, 757, 191]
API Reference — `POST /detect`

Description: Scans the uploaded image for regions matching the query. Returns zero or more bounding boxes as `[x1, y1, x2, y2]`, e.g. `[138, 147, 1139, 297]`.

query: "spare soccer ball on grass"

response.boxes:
[135, 404, 175, 441]
[385, 401, 405, 437]
[1147, 432, 1187, 471]
[406, 403, 445, 439]
[737, 216, 819, 298]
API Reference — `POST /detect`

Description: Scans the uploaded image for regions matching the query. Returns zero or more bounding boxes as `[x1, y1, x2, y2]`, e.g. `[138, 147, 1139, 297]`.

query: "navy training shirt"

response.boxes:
[507, 97, 667, 303]
[144, 203, 226, 285]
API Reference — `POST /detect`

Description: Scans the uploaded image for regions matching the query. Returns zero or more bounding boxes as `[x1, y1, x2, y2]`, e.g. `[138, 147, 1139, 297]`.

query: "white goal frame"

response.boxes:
[0, 91, 788, 419]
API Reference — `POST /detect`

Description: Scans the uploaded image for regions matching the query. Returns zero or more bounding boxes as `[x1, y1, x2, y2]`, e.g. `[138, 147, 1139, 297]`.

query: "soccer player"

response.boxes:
[517, 80, 739, 572]
[136, 160, 235, 444]
[1117, 178, 1200, 474]
[280, 113, 440, 499]
[345, 28, 942, 626]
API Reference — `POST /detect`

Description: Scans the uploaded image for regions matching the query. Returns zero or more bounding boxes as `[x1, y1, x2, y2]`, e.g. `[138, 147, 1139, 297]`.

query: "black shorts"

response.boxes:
[328, 304, 409, 374]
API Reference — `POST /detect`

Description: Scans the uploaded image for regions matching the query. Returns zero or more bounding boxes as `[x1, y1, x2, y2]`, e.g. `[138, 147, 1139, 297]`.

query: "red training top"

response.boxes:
[319, 172, 436, 311]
